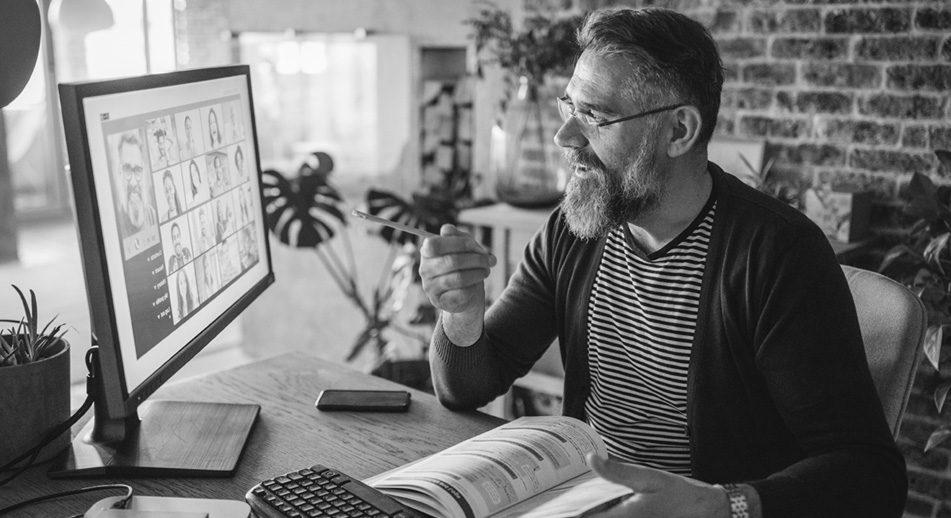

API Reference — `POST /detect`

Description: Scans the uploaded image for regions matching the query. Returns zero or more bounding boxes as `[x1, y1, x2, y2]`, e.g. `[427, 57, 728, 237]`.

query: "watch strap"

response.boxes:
[721, 483, 750, 518]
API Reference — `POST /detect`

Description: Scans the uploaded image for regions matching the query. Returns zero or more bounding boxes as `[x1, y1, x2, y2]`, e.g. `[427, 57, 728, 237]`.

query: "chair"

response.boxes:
[842, 265, 927, 438]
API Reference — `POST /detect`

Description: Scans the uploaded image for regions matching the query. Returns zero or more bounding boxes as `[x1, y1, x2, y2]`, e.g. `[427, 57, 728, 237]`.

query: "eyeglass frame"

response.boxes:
[556, 95, 686, 132]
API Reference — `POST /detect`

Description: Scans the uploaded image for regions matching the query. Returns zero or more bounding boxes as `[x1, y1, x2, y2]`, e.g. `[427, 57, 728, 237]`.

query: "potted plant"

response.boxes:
[261, 152, 452, 393]
[879, 149, 951, 453]
[0, 285, 70, 469]
[467, 2, 583, 208]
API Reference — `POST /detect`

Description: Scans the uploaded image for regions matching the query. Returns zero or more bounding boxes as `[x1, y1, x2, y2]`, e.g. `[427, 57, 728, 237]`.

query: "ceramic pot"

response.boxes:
[0, 338, 70, 467]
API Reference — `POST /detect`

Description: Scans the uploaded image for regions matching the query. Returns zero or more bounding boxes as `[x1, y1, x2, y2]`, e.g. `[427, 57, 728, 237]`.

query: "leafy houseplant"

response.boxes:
[879, 149, 951, 453]
[467, 3, 583, 208]
[262, 152, 451, 392]
[0, 285, 71, 468]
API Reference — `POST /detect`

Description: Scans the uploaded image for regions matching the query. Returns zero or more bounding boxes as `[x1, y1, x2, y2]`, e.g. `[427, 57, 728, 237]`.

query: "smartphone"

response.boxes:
[315, 389, 411, 412]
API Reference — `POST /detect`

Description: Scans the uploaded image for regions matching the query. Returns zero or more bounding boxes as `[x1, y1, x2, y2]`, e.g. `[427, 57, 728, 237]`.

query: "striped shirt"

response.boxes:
[584, 201, 716, 475]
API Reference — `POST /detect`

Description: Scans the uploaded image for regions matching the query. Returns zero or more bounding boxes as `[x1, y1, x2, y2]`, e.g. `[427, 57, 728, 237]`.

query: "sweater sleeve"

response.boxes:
[430, 216, 562, 411]
[746, 230, 907, 518]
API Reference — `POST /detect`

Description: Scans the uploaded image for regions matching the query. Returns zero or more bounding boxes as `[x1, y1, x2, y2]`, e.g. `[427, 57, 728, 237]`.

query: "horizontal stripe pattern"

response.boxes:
[585, 203, 716, 475]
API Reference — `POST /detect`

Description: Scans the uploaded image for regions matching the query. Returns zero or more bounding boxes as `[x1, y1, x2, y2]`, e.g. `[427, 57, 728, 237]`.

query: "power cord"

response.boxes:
[0, 483, 133, 517]
[0, 348, 97, 486]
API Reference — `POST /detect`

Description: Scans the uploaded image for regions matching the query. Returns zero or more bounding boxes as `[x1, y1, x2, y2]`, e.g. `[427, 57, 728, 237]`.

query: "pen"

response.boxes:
[351, 210, 438, 239]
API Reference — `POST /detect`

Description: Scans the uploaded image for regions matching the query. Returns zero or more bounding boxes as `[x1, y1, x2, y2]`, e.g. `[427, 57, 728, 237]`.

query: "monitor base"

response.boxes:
[48, 400, 260, 478]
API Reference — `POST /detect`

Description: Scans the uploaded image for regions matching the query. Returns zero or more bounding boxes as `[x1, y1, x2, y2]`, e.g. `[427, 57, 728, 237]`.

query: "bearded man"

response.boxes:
[419, 7, 906, 518]
[115, 131, 158, 239]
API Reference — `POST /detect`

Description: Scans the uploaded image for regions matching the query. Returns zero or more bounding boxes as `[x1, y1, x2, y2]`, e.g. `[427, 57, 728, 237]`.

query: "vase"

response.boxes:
[491, 76, 570, 209]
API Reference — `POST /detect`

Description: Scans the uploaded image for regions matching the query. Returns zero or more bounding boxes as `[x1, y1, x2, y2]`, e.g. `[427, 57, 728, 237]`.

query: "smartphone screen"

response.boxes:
[315, 389, 411, 412]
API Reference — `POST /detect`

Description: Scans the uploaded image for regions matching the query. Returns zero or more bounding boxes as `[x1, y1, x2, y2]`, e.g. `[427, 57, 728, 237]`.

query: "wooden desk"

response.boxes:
[0, 353, 504, 517]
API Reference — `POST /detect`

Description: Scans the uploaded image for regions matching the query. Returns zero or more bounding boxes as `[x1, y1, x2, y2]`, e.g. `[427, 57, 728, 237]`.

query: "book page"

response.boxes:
[369, 416, 611, 518]
[492, 471, 632, 518]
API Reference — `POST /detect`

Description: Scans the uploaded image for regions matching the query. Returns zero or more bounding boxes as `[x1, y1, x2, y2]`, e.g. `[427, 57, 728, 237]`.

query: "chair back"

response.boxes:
[842, 265, 927, 438]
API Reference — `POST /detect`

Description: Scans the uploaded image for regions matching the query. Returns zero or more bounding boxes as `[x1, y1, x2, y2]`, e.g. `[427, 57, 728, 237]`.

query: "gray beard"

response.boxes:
[561, 144, 663, 240]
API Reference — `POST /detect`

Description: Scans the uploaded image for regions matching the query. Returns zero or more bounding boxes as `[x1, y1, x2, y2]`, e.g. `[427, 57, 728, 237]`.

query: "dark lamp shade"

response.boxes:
[0, 0, 42, 108]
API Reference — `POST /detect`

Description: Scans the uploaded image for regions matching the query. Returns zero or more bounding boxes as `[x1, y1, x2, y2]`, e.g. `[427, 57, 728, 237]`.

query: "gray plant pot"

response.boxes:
[0, 338, 70, 468]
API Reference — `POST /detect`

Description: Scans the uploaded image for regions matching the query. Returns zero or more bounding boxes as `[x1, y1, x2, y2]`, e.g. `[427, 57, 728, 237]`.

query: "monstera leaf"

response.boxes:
[365, 189, 458, 246]
[262, 151, 346, 248]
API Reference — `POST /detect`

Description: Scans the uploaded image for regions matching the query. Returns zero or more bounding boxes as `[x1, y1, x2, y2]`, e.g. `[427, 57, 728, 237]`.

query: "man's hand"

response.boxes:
[585, 454, 732, 518]
[419, 224, 497, 345]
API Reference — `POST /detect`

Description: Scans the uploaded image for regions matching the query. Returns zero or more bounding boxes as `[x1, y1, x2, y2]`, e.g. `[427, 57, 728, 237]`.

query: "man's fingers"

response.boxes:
[589, 454, 668, 494]
[421, 224, 495, 264]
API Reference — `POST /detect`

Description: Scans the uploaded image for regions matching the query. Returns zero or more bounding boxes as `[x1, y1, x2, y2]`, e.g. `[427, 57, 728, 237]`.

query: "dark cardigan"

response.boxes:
[431, 163, 906, 518]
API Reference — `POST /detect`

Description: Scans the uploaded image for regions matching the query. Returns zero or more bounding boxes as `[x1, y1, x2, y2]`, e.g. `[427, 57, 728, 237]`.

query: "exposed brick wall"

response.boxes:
[574, 0, 951, 516]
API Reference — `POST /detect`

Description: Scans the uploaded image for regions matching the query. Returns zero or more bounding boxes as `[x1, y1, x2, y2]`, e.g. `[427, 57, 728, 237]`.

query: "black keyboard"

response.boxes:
[245, 464, 422, 518]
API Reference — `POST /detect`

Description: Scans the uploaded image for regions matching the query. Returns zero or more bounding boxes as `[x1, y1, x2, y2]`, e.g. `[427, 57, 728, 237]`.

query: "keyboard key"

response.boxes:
[245, 464, 420, 518]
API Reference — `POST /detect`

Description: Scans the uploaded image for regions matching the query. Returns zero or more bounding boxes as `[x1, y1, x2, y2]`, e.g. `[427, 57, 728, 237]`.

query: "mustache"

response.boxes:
[563, 148, 606, 172]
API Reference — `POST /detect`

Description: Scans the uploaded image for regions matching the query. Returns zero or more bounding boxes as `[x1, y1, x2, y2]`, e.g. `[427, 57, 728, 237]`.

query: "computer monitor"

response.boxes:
[50, 65, 273, 478]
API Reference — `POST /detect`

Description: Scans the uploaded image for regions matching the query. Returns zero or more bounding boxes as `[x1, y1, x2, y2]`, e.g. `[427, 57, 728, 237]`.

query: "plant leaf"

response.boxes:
[878, 244, 921, 274]
[906, 172, 942, 220]
[936, 381, 951, 413]
[925, 425, 951, 453]
[923, 232, 950, 275]
[261, 156, 345, 249]
[365, 190, 434, 246]
[923, 325, 943, 372]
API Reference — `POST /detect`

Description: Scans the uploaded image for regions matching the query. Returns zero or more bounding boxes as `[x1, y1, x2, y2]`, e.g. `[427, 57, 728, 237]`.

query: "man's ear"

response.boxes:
[667, 106, 703, 158]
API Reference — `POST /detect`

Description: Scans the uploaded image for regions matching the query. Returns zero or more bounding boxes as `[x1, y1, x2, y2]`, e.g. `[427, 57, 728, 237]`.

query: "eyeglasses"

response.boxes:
[556, 96, 686, 137]
[122, 164, 144, 181]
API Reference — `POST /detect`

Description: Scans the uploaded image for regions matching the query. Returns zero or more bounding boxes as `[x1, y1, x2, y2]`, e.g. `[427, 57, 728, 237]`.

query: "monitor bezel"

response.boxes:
[59, 65, 274, 422]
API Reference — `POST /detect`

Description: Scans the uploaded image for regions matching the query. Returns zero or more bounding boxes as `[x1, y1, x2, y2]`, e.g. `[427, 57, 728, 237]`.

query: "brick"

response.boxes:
[903, 126, 930, 148]
[943, 38, 951, 62]
[905, 491, 937, 518]
[815, 170, 895, 198]
[887, 65, 951, 92]
[858, 94, 946, 119]
[850, 148, 933, 174]
[716, 37, 767, 60]
[819, 119, 899, 145]
[750, 8, 821, 34]
[786, 91, 853, 115]
[931, 127, 951, 150]
[715, 115, 735, 135]
[771, 37, 848, 60]
[709, 9, 740, 34]
[937, 501, 951, 518]
[907, 468, 951, 501]
[729, 87, 773, 110]
[742, 63, 796, 86]
[770, 142, 846, 166]
[739, 116, 810, 139]
[856, 36, 940, 61]
[722, 61, 741, 83]
[825, 7, 911, 34]
[803, 63, 880, 89]
[916, 7, 951, 31]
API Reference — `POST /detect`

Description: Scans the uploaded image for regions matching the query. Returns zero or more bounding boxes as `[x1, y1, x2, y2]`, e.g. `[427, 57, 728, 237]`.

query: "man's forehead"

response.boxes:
[566, 52, 633, 109]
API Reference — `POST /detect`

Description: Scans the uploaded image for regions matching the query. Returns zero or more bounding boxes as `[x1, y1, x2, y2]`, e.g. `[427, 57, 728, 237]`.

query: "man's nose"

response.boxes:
[554, 117, 588, 149]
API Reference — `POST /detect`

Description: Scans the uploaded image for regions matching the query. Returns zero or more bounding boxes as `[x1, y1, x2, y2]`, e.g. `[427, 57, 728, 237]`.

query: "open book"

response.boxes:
[366, 416, 633, 518]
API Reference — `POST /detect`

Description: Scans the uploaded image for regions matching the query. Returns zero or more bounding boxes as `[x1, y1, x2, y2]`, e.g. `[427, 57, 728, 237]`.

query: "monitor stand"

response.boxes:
[48, 400, 259, 478]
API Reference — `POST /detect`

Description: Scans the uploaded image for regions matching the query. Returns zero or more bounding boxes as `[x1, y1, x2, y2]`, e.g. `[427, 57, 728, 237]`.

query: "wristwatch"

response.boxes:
[721, 483, 750, 518]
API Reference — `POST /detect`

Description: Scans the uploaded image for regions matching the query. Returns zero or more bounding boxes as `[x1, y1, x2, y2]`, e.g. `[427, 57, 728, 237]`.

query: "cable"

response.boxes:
[0, 483, 133, 515]
[0, 348, 97, 486]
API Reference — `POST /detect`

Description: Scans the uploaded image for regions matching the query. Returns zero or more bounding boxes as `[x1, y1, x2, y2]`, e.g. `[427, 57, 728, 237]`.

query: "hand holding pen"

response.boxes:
[352, 209, 496, 321]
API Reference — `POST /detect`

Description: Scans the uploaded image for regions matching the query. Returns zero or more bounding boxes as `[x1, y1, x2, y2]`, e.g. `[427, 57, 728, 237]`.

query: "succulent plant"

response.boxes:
[0, 285, 67, 367]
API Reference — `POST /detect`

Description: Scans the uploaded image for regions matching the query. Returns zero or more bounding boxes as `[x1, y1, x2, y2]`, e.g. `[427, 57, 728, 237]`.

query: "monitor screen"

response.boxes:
[52, 65, 272, 477]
